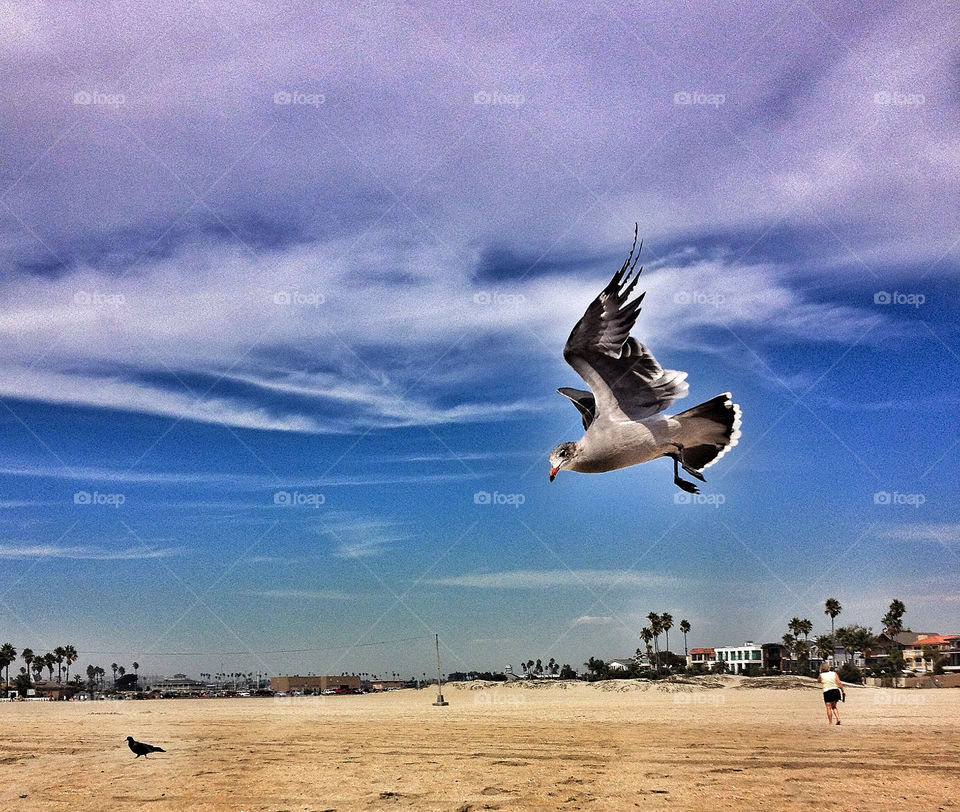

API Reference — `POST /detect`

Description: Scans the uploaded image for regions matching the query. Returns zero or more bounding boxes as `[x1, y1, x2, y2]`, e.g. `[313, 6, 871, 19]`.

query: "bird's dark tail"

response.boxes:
[672, 393, 741, 471]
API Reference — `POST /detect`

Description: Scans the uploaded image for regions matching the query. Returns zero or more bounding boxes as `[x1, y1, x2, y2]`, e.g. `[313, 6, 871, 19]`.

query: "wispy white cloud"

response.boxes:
[237, 588, 360, 600]
[428, 569, 678, 589]
[0, 544, 182, 560]
[321, 517, 409, 559]
[879, 523, 960, 546]
[571, 615, 614, 626]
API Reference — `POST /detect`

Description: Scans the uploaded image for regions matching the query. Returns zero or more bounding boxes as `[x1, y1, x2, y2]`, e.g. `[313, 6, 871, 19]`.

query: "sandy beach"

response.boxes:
[1, 677, 957, 811]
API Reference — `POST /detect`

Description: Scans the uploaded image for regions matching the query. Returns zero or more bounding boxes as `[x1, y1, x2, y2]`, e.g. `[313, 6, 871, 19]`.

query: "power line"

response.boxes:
[61, 634, 434, 657]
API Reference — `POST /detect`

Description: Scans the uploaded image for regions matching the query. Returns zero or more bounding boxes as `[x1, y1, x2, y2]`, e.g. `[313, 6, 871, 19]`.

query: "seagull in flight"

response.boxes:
[549, 225, 741, 493]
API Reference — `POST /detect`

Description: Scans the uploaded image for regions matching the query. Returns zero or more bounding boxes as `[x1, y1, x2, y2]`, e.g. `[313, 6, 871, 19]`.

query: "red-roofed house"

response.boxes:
[687, 648, 716, 669]
[903, 634, 960, 672]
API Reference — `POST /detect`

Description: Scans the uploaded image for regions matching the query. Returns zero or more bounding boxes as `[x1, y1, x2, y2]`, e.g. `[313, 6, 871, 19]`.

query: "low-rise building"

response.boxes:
[370, 680, 404, 691]
[687, 648, 716, 669]
[270, 674, 362, 693]
[714, 642, 763, 675]
[153, 674, 205, 696]
[902, 634, 960, 672]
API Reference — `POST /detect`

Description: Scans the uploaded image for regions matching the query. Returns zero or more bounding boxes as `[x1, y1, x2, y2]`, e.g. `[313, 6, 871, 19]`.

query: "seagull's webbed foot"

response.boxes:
[671, 455, 701, 494]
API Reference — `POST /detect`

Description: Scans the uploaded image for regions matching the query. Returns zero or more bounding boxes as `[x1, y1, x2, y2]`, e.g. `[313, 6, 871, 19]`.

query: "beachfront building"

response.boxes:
[901, 634, 960, 672]
[687, 648, 716, 669]
[866, 632, 930, 671]
[714, 642, 763, 675]
[270, 674, 362, 693]
[761, 642, 789, 672]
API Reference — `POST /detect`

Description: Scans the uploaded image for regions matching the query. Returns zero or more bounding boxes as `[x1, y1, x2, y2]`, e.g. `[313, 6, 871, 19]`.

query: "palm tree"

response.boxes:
[86, 664, 96, 693]
[132, 661, 139, 681]
[798, 618, 813, 643]
[0, 643, 16, 690]
[31, 657, 44, 684]
[788, 617, 803, 639]
[882, 599, 906, 641]
[640, 627, 654, 663]
[111, 662, 118, 688]
[53, 647, 66, 683]
[679, 620, 691, 657]
[824, 598, 842, 637]
[21, 648, 34, 689]
[781, 633, 796, 670]
[847, 626, 876, 667]
[63, 645, 77, 684]
[43, 653, 55, 682]
[661, 613, 674, 655]
[648, 612, 663, 674]
[814, 634, 836, 663]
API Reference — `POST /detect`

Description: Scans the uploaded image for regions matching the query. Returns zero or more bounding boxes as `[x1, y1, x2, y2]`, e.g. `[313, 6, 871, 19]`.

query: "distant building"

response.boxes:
[867, 632, 931, 670]
[270, 675, 362, 693]
[370, 680, 404, 691]
[901, 634, 960, 672]
[687, 648, 716, 669]
[153, 674, 205, 695]
[715, 642, 762, 675]
[761, 642, 789, 672]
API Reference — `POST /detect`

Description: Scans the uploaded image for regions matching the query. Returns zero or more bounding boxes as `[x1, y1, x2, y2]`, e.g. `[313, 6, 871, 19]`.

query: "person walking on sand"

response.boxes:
[818, 661, 845, 725]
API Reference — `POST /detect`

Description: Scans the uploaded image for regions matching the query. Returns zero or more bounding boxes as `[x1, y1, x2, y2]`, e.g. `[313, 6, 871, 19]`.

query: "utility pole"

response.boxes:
[432, 633, 448, 706]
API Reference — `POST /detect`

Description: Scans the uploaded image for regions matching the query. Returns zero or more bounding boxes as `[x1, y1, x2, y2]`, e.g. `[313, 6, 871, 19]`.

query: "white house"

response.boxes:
[714, 642, 763, 674]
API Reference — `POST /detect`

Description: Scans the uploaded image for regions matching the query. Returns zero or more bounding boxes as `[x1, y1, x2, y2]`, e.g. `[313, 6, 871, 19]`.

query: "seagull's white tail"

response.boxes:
[672, 393, 742, 471]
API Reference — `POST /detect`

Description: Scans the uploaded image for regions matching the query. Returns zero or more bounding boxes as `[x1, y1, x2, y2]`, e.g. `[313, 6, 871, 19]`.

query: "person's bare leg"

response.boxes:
[825, 703, 833, 723]
[832, 702, 840, 725]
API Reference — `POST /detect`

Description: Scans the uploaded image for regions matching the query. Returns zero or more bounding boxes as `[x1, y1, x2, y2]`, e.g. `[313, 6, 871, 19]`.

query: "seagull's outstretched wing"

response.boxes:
[562, 226, 689, 423]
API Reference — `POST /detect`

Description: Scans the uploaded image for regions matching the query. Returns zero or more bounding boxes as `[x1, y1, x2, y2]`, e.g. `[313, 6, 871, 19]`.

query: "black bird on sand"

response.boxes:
[126, 736, 166, 758]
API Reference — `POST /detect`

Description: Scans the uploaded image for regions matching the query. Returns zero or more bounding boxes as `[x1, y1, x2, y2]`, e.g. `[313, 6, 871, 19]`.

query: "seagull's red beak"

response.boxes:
[549, 466, 559, 482]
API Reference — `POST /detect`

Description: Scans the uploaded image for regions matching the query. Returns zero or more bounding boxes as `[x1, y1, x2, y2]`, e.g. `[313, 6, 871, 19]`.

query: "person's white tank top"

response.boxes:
[821, 671, 839, 691]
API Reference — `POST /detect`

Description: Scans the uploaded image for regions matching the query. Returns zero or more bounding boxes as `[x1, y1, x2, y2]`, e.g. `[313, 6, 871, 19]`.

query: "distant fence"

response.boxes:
[866, 674, 960, 689]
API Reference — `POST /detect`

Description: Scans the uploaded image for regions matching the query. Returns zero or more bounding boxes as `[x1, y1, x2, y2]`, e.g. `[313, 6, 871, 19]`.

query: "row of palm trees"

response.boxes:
[781, 598, 909, 671]
[0, 643, 141, 693]
[638, 612, 692, 674]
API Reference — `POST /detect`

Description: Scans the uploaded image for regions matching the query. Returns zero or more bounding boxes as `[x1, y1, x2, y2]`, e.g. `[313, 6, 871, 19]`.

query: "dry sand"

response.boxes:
[1, 676, 958, 811]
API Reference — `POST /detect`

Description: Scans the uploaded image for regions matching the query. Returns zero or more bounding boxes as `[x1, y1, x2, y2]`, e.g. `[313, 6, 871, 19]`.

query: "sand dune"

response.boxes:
[1, 677, 957, 810]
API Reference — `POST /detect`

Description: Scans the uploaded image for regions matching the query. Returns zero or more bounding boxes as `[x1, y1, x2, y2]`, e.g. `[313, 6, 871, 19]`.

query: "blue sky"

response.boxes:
[0, 1, 958, 679]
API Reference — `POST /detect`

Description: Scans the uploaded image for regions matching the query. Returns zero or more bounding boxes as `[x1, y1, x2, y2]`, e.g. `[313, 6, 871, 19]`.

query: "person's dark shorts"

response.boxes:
[823, 688, 842, 703]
